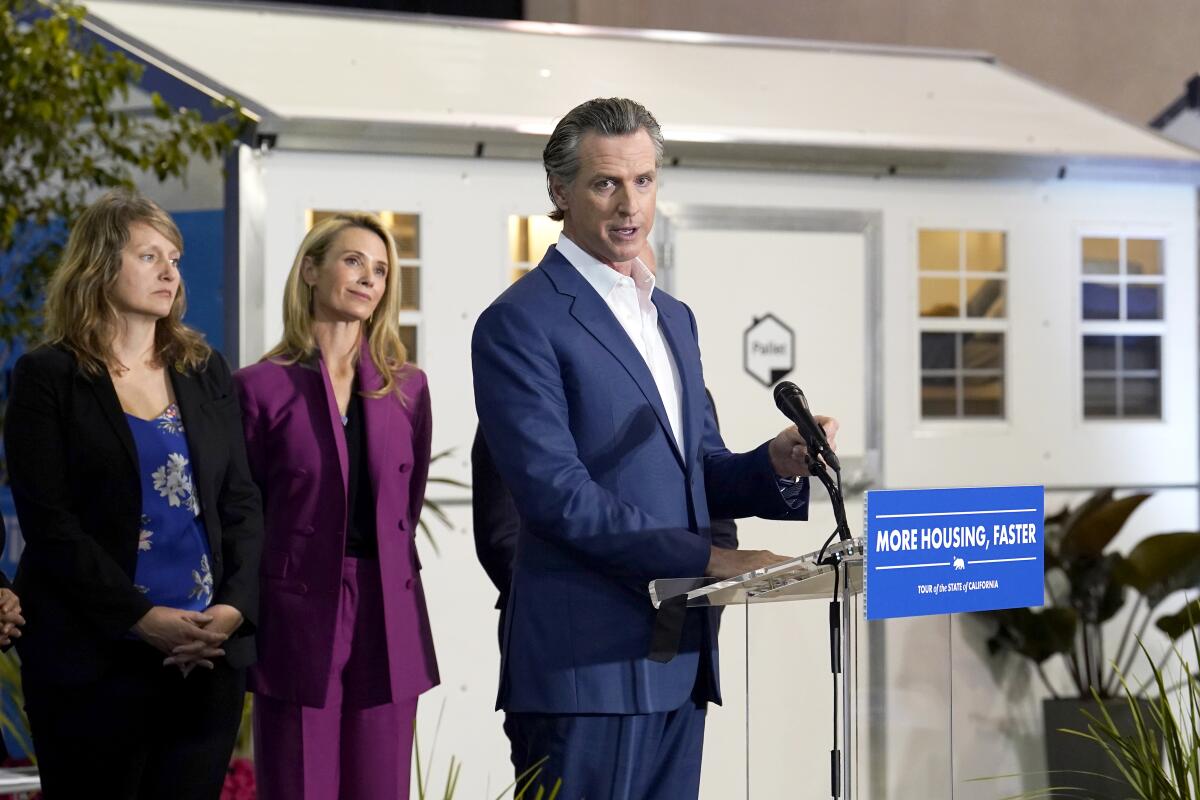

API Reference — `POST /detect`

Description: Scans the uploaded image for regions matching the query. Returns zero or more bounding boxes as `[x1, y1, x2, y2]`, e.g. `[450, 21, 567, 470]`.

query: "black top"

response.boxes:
[343, 388, 378, 559]
[3, 345, 264, 683]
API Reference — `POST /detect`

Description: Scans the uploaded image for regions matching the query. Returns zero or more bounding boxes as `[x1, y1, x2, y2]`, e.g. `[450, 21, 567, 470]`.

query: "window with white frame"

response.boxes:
[1080, 236, 1164, 418]
[307, 209, 421, 364]
[918, 229, 1007, 419]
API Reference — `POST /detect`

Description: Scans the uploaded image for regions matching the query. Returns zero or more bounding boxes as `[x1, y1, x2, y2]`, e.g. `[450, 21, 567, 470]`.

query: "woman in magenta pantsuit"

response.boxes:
[234, 213, 438, 799]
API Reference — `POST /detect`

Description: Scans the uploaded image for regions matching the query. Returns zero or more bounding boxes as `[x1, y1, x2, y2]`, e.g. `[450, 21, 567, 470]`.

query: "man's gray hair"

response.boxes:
[543, 98, 665, 221]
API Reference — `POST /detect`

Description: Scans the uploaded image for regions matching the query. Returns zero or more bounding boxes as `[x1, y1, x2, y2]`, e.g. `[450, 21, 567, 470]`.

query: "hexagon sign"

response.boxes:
[744, 313, 795, 387]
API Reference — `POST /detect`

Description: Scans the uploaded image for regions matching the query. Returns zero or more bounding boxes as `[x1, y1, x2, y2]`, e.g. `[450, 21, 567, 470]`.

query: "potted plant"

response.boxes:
[979, 489, 1200, 796]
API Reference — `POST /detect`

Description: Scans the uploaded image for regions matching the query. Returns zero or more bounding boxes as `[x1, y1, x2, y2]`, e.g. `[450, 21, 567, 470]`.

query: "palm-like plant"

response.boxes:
[981, 489, 1200, 699]
[1061, 625, 1200, 800]
[418, 448, 470, 556]
[0, 650, 30, 762]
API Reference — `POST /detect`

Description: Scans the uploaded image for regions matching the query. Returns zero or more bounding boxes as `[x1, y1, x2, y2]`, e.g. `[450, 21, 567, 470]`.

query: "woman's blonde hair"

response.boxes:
[43, 190, 210, 376]
[264, 213, 409, 398]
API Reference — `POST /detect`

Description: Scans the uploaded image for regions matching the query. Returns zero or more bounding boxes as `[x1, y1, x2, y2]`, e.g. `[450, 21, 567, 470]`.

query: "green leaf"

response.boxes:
[1154, 598, 1200, 641]
[985, 606, 1077, 664]
[1119, 532, 1200, 608]
[1060, 491, 1150, 559]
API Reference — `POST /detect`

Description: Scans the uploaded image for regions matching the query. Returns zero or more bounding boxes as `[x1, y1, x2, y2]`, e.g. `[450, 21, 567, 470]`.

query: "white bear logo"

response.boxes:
[952, 557, 965, 571]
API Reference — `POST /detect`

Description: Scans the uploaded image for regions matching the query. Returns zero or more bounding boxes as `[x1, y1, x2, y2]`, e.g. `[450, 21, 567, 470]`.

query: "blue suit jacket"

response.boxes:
[471, 246, 808, 715]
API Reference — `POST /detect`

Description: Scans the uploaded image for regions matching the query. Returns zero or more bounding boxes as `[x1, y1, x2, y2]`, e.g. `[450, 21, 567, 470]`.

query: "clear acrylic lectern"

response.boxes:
[650, 536, 865, 799]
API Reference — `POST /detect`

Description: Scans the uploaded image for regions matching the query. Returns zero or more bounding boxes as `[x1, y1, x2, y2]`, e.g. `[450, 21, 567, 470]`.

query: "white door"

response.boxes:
[660, 209, 879, 798]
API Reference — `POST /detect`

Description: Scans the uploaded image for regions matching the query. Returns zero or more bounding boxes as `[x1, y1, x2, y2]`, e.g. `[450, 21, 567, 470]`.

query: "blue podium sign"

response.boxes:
[865, 485, 1045, 620]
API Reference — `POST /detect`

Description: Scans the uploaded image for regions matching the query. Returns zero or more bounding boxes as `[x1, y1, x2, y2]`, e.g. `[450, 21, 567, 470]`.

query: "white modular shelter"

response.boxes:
[84, 2, 1200, 797]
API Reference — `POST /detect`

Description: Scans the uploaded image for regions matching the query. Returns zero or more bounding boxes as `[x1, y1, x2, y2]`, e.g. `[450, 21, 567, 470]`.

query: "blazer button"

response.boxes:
[405, 578, 413, 590]
[397, 519, 408, 532]
[398, 463, 411, 473]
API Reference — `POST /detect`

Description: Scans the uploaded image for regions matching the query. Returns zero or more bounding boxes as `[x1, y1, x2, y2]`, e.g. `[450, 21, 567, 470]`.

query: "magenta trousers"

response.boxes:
[253, 557, 418, 800]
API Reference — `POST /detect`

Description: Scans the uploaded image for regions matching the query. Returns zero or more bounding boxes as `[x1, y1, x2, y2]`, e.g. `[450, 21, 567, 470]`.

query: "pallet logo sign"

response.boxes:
[864, 485, 1045, 620]
[743, 313, 794, 388]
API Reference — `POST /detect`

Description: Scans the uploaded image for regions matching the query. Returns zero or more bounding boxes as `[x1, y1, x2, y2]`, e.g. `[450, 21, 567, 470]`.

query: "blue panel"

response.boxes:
[1082, 282, 1119, 320]
[174, 210, 225, 355]
[865, 485, 1045, 620]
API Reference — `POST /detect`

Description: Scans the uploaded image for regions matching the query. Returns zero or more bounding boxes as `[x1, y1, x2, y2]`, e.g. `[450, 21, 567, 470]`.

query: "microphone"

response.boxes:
[773, 381, 840, 473]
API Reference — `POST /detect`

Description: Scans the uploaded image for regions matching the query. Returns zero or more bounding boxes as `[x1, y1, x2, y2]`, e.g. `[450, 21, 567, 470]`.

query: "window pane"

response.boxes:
[1082, 283, 1119, 320]
[921, 332, 957, 370]
[1082, 237, 1120, 275]
[1084, 377, 1118, 417]
[1122, 377, 1161, 417]
[1122, 336, 1160, 371]
[399, 266, 420, 311]
[965, 231, 1005, 272]
[920, 278, 960, 317]
[1126, 283, 1163, 320]
[508, 215, 530, 263]
[965, 279, 1005, 318]
[389, 213, 420, 259]
[962, 332, 1003, 371]
[309, 209, 347, 228]
[509, 215, 563, 265]
[529, 216, 563, 262]
[919, 230, 960, 272]
[963, 375, 1003, 417]
[1083, 335, 1117, 371]
[399, 324, 418, 365]
[921, 376, 957, 417]
[1126, 239, 1162, 276]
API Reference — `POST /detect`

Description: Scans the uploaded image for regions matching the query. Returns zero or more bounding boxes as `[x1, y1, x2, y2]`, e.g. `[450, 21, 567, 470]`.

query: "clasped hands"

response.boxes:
[134, 603, 243, 677]
[705, 416, 840, 580]
[0, 588, 25, 648]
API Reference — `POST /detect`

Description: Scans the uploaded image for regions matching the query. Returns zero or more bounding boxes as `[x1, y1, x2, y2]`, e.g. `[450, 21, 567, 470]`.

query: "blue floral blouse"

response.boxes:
[126, 404, 213, 611]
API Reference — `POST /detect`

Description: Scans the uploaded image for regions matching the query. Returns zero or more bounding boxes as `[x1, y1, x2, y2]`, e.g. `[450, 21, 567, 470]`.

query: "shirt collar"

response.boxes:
[557, 233, 655, 300]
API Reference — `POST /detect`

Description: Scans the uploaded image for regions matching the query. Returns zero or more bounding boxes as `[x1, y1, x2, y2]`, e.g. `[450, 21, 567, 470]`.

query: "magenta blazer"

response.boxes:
[233, 344, 438, 707]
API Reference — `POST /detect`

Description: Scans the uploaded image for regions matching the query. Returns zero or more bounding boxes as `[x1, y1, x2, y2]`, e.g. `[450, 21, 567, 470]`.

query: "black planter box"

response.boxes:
[1043, 696, 1152, 798]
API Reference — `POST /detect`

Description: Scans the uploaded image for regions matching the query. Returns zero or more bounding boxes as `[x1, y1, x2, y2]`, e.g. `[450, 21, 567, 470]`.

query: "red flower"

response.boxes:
[220, 757, 256, 800]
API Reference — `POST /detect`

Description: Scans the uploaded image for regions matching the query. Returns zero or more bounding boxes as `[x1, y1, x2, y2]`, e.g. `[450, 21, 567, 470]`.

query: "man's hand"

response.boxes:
[134, 606, 227, 674]
[705, 546, 792, 579]
[0, 588, 24, 647]
[163, 604, 243, 673]
[768, 416, 840, 478]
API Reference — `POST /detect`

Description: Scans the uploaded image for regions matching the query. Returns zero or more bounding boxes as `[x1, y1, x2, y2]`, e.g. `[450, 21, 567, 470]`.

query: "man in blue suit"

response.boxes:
[471, 97, 837, 799]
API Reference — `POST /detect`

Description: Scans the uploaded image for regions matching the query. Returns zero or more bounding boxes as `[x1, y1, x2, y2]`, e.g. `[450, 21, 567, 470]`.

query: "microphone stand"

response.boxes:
[804, 448, 853, 799]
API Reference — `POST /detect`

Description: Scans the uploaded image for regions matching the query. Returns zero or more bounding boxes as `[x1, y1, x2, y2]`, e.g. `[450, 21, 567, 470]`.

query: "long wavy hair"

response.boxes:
[43, 190, 210, 376]
[263, 213, 409, 399]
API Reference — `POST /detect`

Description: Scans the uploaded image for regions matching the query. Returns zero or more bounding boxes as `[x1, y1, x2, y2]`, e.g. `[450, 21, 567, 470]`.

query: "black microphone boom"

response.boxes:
[773, 381, 840, 473]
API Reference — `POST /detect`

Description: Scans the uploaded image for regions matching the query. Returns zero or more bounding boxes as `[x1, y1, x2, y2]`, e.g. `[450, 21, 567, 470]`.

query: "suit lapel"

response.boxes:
[169, 365, 219, 552]
[314, 357, 351, 499]
[86, 370, 138, 474]
[541, 248, 685, 470]
[654, 297, 703, 474]
[356, 340, 393, 502]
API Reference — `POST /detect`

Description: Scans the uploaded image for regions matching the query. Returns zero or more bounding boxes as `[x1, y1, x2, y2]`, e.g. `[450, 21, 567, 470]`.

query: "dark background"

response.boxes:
[258, 0, 522, 19]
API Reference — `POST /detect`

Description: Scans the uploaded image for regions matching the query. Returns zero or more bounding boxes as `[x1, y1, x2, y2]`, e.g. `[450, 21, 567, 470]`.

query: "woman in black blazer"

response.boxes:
[3, 191, 263, 799]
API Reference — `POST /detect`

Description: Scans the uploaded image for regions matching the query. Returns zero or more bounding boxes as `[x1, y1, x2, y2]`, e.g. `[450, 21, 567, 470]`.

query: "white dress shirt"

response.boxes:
[556, 234, 686, 455]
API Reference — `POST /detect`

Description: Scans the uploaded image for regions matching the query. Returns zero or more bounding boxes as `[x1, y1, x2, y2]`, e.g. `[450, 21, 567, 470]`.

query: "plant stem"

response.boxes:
[1035, 662, 1062, 699]
[1066, 644, 1086, 696]
[1081, 621, 1095, 695]
[1107, 595, 1145, 695]
[1117, 609, 1155, 688]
